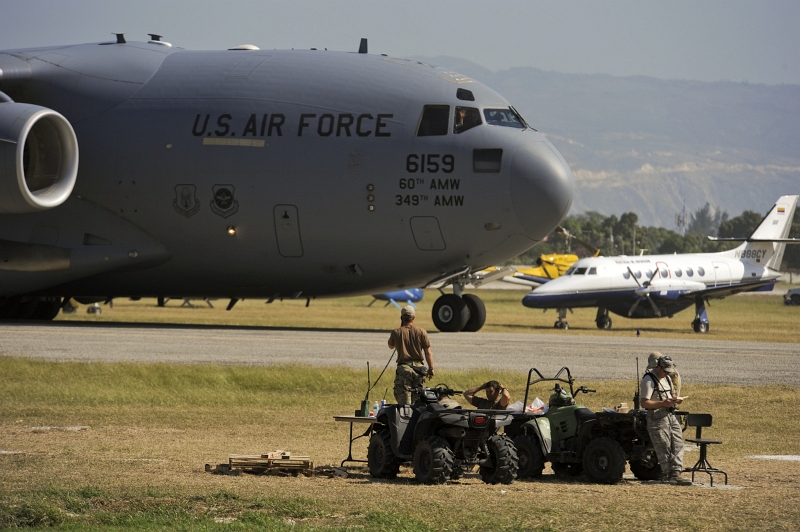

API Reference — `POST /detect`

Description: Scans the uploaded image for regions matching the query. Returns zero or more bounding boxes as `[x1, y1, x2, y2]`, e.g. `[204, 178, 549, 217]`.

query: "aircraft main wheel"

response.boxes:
[582, 437, 626, 484]
[479, 434, 518, 485]
[692, 319, 709, 334]
[413, 435, 454, 484]
[432, 294, 469, 332]
[461, 294, 486, 332]
[368, 429, 400, 479]
[596, 316, 612, 330]
[513, 434, 545, 479]
[31, 298, 63, 320]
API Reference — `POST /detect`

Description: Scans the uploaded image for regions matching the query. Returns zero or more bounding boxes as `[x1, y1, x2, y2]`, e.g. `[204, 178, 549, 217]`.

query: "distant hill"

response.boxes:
[414, 56, 800, 227]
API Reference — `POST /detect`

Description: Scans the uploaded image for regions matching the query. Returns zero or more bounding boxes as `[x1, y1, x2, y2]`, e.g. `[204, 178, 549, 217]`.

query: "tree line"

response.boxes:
[513, 203, 800, 271]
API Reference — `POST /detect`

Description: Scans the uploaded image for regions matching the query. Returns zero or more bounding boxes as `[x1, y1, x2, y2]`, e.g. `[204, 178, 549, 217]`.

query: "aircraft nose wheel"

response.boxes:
[691, 319, 709, 333]
[554, 320, 569, 330]
[432, 294, 469, 332]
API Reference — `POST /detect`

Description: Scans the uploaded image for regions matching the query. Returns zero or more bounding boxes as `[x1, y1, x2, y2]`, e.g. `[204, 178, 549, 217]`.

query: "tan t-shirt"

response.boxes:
[389, 323, 430, 364]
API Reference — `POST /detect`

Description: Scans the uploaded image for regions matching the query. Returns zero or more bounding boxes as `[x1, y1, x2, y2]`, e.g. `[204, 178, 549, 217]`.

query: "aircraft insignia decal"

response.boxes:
[173, 185, 200, 218]
[210, 185, 239, 218]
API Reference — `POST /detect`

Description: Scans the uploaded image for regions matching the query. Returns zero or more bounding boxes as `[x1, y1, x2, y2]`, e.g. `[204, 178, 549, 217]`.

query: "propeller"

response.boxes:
[627, 267, 661, 317]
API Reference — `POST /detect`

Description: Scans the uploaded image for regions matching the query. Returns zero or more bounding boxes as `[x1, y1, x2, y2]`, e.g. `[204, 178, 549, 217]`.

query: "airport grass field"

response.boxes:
[55, 287, 800, 343]
[3, 288, 798, 530]
[1, 358, 799, 530]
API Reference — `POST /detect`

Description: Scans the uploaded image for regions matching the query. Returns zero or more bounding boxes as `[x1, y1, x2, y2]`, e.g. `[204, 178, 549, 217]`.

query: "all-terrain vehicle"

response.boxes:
[367, 385, 518, 485]
[506, 367, 673, 484]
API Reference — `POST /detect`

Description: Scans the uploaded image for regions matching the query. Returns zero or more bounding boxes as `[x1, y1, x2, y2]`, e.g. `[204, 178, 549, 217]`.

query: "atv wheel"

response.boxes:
[513, 434, 545, 479]
[413, 435, 454, 484]
[629, 449, 663, 481]
[582, 437, 626, 484]
[479, 434, 518, 485]
[368, 429, 400, 479]
[551, 461, 583, 478]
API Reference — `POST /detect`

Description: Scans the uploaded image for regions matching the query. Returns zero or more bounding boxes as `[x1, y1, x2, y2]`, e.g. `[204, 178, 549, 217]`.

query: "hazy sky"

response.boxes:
[2, 0, 798, 85]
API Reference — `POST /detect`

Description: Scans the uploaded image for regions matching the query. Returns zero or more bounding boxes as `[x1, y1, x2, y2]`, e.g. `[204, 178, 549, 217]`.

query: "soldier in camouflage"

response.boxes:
[640, 354, 692, 486]
[388, 305, 435, 404]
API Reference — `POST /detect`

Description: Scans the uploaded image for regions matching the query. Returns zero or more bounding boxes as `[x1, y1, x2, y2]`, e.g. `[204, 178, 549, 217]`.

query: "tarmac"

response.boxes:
[2, 321, 799, 385]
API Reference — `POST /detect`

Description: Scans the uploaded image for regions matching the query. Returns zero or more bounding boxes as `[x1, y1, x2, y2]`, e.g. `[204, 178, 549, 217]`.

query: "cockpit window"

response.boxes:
[588, 267, 597, 274]
[565, 267, 576, 275]
[454, 107, 481, 134]
[575, 267, 587, 275]
[484, 107, 526, 129]
[417, 105, 449, 136]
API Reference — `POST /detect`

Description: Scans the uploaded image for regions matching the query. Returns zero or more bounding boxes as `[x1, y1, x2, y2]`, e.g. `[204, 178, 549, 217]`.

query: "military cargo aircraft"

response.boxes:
[522, 195, 799, 332]
[0, 35, 574, 331]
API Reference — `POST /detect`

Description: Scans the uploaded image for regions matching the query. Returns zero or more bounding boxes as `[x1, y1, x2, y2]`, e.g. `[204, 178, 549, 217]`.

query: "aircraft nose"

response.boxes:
[510, 141, 574, 240]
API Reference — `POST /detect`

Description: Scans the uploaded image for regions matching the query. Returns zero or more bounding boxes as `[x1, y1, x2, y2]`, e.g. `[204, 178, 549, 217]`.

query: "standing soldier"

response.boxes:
[640, 355, 692, 485]
[388, 305, 434, 404]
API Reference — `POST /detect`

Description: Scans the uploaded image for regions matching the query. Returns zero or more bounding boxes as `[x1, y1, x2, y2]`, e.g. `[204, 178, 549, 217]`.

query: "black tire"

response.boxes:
[413, 435, 454, 484]
[513, 434, 545, 479]
[368, 429, 401, 479]
[461, 294, 486, 332]
[629, 449, 663, 481]
[582, 437, 626, 484]
[562, 322, 569, 330]
[692, 319, 709, 334]
[31, 298, 62, 320]
[596, 316, 612, 330]
[479, 434, 518, 485]
[551, 461, 583, 478]
[792, 294, 800, 305]
[431, 294, 469, 333]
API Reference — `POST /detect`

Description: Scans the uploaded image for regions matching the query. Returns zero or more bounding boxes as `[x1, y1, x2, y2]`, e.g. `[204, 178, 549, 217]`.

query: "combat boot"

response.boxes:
[669, 471, 692, 486]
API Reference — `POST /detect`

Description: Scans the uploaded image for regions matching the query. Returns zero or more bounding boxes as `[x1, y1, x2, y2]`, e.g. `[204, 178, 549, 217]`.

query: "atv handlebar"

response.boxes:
[576, 386, 596, 394]
[411, 385, 463, 402]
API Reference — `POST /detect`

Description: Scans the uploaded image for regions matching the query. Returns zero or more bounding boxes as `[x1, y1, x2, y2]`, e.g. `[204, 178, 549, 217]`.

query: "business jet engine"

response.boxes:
[0, 102, 78, 213]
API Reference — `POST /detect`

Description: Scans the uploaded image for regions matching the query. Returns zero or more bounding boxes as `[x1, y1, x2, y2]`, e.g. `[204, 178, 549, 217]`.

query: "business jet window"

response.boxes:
[417, 105, 450, 136]
[484, 108, 526, 129]
[686, 268, 694, 277]
[675, 269, 682, 277]
[623, 271, 631, 279]
[635, 270, 642, 279]
[660, 268, 668, 277]
[697, 267, 705, 276]
[575, 267, 587, 275]
[588, 267, 597, 274]
[645, 270, 653, 279]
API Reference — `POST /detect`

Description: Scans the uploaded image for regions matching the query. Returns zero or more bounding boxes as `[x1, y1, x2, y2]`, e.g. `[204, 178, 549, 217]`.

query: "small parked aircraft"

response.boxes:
[522, 195, 799, 333]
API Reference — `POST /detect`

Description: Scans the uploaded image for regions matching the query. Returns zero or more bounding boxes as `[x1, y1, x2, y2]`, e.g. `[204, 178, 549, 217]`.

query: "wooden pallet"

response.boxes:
[226, 450, 314, 477]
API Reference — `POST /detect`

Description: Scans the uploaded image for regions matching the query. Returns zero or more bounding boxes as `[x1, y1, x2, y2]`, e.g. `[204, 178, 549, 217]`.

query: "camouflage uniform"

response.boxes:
[389, 312, 432, 404]
[641, 371, 684, 478]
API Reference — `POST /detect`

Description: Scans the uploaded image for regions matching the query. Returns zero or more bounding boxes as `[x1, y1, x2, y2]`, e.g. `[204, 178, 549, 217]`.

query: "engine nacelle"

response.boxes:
[0, 102, 78, 213]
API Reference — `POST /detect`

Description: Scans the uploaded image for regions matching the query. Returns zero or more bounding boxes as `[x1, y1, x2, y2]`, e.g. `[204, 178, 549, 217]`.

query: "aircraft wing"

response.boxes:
[650, 278, 776, 303]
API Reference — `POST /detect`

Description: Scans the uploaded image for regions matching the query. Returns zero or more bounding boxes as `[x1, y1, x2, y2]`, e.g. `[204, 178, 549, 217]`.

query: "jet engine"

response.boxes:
[0, 102, 78, 213]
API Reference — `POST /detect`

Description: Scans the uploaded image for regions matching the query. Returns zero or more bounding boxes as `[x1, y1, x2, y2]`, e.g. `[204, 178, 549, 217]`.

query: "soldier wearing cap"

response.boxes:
[388, 305, 434, 404]
[641, 354, 691, 485]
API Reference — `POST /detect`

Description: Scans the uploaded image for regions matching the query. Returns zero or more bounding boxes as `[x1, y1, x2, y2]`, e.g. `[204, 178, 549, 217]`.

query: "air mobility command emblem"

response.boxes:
[210, 185, 239, 218]
[173, 185, 200, 218]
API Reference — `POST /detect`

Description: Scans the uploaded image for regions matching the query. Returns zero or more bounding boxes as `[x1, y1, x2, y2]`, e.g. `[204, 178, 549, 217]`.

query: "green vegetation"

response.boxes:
[1, 358, 799, 530]
[512, 202, 800, 270]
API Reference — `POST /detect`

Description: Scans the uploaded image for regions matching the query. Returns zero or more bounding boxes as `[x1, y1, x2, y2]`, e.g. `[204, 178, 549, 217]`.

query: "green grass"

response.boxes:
[56, 287, 800, 342]
[1, 358, 800, 530]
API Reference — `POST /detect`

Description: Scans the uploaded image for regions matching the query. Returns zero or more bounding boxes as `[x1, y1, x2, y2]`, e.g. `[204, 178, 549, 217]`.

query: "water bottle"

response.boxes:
[373, 401, 380, 416]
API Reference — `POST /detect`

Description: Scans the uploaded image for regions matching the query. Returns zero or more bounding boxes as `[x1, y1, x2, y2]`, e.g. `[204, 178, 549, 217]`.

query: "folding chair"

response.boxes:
[684, 413, 727, 486]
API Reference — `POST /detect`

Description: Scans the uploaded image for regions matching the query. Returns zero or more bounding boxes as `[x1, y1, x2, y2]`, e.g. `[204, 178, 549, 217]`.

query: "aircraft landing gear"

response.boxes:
[595, 307, 612, 330]
[691, 298, 709, 334]
[430, 271, 488, 332]
[553, 307, 570, 329]
[0, 296, 63, 321]
[431, 292, 487, 332]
